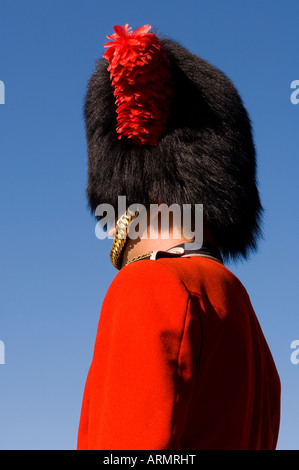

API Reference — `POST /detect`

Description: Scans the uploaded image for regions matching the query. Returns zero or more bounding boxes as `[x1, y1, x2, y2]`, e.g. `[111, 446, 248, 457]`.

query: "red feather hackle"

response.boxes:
[103, 24, 173, 146]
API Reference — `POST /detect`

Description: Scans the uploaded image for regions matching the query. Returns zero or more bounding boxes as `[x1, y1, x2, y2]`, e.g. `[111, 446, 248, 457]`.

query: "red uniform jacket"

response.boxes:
[77, 257, 281, 450]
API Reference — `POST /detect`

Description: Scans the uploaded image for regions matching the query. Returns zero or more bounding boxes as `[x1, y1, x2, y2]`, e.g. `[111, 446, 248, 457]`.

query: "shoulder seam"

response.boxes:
[170, 292, 192, 447]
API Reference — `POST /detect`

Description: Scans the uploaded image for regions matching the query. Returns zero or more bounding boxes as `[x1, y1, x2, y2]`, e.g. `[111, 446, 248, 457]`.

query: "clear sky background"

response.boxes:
[0, 0, 298, 450]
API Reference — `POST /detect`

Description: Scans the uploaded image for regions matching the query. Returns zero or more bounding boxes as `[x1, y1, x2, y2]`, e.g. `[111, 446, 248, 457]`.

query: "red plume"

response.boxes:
[103, 24, 173, 146]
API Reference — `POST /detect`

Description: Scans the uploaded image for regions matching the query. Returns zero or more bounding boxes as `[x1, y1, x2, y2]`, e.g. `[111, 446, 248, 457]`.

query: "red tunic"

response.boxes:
[77, 257, 281, 450]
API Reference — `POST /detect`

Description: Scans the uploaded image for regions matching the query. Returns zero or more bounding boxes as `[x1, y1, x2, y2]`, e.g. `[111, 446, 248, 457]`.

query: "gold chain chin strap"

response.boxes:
[123, 250, 153, 267]
[110, 209, 139, 270]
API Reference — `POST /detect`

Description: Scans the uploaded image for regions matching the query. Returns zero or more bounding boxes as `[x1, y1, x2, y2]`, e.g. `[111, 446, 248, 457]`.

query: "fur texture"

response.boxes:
[84, 36, 263, 261]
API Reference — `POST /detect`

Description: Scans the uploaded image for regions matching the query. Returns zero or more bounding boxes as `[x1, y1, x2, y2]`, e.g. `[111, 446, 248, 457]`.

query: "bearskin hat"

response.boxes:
[84, 24, 263, 261]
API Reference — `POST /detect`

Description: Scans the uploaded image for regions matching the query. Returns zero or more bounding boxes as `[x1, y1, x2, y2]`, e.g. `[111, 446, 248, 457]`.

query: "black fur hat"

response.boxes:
[84, 27, 263, 261]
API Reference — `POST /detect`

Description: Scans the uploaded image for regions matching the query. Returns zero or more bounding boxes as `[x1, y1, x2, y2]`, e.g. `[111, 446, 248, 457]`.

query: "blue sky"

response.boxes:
[0, 0, 298, 450]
